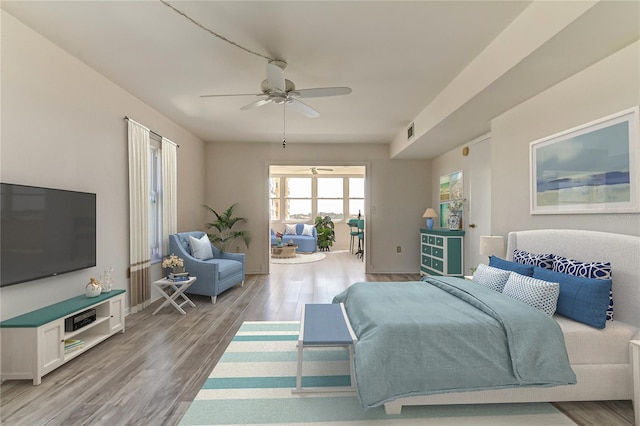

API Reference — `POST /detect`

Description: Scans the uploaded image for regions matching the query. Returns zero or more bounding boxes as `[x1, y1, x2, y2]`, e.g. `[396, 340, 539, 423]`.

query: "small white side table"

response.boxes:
[152, 276, 197, 315]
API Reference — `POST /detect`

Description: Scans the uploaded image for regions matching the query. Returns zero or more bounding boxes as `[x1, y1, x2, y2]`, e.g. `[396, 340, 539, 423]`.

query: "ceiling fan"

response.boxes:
[295, 167, 334, 175]
[200, 60, 352, 118]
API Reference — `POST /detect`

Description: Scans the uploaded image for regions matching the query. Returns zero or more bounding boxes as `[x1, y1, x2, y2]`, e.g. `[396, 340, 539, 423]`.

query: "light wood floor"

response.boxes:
[0, 251, 634, 425]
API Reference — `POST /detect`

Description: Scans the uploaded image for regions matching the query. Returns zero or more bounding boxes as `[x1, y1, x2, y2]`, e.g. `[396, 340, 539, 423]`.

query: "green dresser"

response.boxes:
[420, 228, 465, 277]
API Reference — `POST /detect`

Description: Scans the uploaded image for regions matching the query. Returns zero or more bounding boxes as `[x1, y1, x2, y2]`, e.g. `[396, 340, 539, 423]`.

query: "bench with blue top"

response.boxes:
[294, 303, 358, 393]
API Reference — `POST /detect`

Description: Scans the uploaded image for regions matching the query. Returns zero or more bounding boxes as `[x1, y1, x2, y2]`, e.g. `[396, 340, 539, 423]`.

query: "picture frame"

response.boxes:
[439, 202, 463, 229]
[440, 170, 463, 202]
[530, 107, 639, 214]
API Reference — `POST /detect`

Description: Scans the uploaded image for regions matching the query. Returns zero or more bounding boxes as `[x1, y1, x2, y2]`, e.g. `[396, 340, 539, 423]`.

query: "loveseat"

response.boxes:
[271, 223, 317, 253]
[168, 231, 245, 304]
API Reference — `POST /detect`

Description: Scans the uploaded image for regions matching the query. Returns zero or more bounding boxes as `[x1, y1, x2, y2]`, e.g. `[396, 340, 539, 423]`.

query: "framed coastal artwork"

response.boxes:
[439, 170, 463, 201]
[530, 107, 639, 214]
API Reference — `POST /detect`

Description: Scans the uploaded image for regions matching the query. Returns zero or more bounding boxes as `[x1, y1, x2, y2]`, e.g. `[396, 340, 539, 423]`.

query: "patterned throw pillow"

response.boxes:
[502, 273, 560, 316]
[284, 224, 297, 235]
[553, 256, 613, 321]
[472, 264, 511, 292]
[513, 249, 554, 270]
[301, 224, 315, 237]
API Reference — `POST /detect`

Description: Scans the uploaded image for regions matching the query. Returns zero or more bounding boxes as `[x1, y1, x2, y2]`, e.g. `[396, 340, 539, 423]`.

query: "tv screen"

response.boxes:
[1, 183, 96, 287]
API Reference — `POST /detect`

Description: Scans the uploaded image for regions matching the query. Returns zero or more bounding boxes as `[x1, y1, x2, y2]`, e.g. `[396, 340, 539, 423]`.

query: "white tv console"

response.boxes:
[0, 289, 125, 385]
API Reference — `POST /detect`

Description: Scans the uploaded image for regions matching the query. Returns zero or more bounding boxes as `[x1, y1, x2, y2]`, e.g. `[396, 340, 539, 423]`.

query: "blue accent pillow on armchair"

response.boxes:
[533, 266, 611, 329]
[489, 256, 535, 277]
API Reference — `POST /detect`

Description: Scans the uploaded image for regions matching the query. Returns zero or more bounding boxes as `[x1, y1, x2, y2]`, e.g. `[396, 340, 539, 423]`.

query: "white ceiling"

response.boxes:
[2, 1, 639, 159]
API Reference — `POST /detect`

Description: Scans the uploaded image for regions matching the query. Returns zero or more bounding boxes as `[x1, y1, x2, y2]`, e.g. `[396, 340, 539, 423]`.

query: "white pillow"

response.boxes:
[472, 263, 511, 292]
[301, 224, 315, 237]
[502, 273, 559, 316]
[189, 234, 213, 260]
[284, 224, 297, 235]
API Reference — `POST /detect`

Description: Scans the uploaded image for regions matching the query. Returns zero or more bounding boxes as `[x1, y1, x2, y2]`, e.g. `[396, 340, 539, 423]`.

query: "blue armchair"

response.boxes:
[168, 231, 245, 304]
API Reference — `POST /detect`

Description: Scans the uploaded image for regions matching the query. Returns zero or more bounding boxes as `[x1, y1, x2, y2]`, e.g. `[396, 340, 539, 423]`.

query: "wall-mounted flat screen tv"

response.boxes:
[1, 183, 97, 287]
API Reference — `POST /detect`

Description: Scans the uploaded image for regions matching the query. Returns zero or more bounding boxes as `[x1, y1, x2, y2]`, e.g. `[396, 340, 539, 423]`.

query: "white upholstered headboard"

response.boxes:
[506, 229, 640, 328]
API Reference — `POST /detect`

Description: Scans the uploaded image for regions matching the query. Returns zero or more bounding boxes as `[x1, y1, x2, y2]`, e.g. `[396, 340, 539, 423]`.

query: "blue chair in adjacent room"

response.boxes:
[348, 218, 359, 254]
[355, 219, 364, 260]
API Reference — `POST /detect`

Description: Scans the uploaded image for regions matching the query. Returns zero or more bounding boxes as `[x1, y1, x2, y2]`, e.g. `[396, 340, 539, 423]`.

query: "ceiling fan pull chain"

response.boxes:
[282, 103, 286, 148]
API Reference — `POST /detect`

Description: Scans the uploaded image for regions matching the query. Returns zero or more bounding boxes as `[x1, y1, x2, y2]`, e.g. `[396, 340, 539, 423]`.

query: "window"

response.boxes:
[317, 178, 344, 221]
[285, 178, 312, 220]
[150, 139, 162, 262]
[349, 178, 365, 219]
[269, 172, 365, 223]
[269, 177, 281, 221]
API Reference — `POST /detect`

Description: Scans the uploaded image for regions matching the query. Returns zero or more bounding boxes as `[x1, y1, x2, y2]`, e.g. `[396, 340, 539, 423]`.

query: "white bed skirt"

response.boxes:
[384, 363, 632, 414]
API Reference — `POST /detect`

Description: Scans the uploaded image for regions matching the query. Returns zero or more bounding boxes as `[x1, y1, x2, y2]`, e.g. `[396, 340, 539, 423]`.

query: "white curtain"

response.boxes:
[161, 137, 178, 254]
[128, 119, 151, 314]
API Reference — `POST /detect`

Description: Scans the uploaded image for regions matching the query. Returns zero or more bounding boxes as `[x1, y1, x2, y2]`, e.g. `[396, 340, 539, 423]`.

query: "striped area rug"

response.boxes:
[179, 321, 576, 425]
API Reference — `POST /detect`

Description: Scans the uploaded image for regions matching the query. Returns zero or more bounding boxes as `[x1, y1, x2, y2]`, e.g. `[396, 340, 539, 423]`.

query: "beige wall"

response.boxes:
[204, 142, 431, 274]
[491, 41, 640, 239]
[431, 41, 640, 272]
[0, 11, 206, 320]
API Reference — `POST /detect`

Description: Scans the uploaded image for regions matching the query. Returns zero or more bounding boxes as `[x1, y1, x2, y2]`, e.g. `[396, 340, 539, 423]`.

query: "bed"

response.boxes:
[335, 229, 640, 419]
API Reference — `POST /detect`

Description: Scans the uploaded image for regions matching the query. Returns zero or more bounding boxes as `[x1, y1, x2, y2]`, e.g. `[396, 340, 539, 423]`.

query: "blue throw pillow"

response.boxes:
[533, 266, 611, 329]
[553, 255, 613, 321]
[489, 256, 534, 277]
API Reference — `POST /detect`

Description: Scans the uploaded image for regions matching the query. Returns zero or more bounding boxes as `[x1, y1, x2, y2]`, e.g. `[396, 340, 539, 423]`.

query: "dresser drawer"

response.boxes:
[422, 255, 431, 268]
[431, 258, 443, 272]
[422, 245, 431, 255]
[435, 237, 444, 247]
[428, 236, 436, 245]
[432, 247, 443, 259]
[422, 234, 428, 244]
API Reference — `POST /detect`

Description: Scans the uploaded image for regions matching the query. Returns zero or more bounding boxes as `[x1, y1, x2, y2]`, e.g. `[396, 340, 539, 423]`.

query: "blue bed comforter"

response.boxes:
[332, 277, 576, 409]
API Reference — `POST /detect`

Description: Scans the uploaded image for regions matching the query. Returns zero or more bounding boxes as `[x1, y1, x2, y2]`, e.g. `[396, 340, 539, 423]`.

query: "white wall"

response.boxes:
[204, 142, 432, 274]
[491, 41, 640, 238]
[1, 11, 206, 320]
[430, 41, 640, 272]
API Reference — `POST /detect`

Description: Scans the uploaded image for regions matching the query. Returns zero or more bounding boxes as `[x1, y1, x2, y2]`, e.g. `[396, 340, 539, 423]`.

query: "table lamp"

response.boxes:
[479, 235, 505, 260]
[422, 208, 438, 230]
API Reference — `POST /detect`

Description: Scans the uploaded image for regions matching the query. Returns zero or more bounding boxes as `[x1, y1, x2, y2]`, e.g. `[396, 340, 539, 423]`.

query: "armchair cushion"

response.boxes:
[189, 234, 213, 260]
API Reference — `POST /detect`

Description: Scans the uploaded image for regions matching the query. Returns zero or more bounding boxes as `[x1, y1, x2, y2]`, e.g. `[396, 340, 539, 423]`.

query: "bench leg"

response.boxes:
[296, 341, 304, 391]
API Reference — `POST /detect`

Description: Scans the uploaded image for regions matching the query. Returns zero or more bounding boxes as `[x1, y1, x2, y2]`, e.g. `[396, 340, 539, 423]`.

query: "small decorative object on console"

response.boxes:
[85, 278, 102, 297]
[99, 267, 114, 293]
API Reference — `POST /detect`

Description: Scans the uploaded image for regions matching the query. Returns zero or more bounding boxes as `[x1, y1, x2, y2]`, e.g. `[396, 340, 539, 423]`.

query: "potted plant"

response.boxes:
[315, 215, 335, 251]
[204, 203, 251, 253]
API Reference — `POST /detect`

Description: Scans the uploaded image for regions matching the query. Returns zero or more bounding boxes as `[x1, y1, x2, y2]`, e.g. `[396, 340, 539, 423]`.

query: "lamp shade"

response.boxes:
[422, 208, 438, 230]
[422, 208, 438, 218]
[479, 235, 505, 258]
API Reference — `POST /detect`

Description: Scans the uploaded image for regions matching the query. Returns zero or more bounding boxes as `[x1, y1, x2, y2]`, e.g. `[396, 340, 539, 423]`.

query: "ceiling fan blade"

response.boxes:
[240, 98, 272, 111]
[288, 99, 320, 118]
[200, 93, 263, 98]
[266, 60, 286, 92]
[292, 87, 352, 98]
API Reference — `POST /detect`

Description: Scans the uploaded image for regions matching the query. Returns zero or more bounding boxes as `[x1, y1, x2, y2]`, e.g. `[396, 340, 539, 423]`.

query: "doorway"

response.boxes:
[268, 165, 366, 271]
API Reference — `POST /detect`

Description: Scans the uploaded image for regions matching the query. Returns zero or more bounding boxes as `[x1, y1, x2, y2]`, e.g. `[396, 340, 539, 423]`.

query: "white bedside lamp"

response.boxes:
[479, 235, 505, 260]
[422, 208, 438, 230]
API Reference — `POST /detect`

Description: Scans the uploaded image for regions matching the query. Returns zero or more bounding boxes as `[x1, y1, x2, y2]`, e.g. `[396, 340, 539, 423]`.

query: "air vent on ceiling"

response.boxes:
[407, 122, 414, 140]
